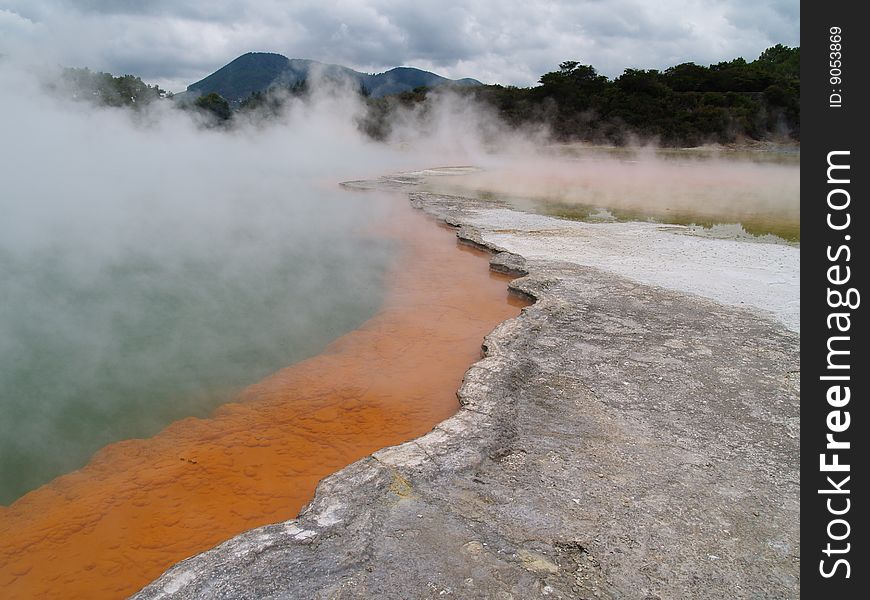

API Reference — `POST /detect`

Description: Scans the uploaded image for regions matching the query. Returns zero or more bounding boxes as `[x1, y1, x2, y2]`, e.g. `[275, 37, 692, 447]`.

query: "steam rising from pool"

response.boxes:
[0, 65, 415, 504]
[0, 58, 800, 505]
[423, 148, 800, 241]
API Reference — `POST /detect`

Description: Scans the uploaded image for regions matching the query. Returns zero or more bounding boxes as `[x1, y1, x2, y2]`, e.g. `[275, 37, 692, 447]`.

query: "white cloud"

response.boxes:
[0, 0, 800, 92]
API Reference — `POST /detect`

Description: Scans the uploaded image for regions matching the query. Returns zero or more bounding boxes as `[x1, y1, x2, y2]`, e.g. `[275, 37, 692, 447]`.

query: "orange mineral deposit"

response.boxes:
[0, 193, 528, 599]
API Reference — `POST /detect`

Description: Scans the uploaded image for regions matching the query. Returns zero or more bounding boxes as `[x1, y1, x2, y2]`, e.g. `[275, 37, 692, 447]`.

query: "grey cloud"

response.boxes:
[0, 0, 800, 90]
[59, 0, 248, 20]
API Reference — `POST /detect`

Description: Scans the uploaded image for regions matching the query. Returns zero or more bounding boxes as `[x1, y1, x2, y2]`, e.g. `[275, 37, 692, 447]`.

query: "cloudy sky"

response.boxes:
[1, 0, 799, 93]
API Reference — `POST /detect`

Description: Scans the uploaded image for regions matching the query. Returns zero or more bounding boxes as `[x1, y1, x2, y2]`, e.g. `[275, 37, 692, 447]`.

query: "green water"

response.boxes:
[0, 193, 393, 505]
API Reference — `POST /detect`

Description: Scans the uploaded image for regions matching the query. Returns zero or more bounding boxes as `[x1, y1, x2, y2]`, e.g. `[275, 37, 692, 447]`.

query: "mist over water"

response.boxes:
[0, 57, 800, 505]
[423, 147, 801, 241]
[1, 213, 394, 504]
[0, 64, 419, 505]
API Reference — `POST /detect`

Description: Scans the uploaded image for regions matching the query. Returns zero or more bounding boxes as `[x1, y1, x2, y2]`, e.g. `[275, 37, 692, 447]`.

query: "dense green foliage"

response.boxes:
[360, 45, 799, 146]
[194, 92, 232, 121]
[232, 81, 309, 122]
[57, 67, 166, 107]
[463, 44, 799, 145]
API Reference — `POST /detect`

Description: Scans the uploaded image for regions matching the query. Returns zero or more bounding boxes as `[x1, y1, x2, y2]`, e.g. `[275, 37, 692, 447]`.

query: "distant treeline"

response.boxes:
[53, 67, 168, 107]
[362, 44, 800, 146]
[54, 45, 799, 147]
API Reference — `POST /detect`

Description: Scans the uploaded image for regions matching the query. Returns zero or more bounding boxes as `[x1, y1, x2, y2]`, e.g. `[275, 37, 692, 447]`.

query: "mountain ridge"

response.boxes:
[186, 52, 482, 103]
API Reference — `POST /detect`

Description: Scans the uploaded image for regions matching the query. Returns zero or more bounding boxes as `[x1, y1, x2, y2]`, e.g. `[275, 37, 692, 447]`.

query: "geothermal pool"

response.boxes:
[0, 189, 527, 599]
[0, 187, 393, 505]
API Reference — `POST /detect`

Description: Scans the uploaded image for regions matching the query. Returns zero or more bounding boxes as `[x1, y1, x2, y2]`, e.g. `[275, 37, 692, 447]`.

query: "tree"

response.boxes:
[615, 69, 669, 96]
[194, 92, 232, 121]
[58, 68, 165, 108]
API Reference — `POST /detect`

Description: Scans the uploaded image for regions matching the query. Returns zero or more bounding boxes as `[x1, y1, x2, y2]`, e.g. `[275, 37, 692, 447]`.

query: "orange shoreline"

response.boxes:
[0, 191, 527, 599]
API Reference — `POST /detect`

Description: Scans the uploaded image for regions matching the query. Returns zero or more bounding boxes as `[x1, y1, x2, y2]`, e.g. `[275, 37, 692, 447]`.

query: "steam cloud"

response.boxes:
[0, 56, 798, 504]
[0, 59, 500, 503]
[423, 147, 800, 239]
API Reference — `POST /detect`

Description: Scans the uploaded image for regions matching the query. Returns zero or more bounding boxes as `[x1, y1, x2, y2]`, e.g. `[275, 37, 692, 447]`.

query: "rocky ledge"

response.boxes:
[134, 172, 799, 600]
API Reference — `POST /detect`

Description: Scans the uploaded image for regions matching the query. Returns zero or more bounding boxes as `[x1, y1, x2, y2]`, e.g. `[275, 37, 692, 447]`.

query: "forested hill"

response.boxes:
[185, 53, 482, 103]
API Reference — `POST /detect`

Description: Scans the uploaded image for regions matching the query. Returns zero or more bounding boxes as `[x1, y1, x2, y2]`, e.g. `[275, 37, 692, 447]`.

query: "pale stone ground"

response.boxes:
[462, 209, 799, 333]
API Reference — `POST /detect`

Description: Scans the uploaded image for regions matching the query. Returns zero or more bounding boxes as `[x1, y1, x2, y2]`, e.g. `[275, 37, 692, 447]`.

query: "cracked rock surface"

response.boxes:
[135, 174, 799, 600]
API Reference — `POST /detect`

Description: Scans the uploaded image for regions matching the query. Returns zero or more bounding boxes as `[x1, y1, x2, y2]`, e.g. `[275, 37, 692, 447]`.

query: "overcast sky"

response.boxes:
[1, 0, 799, 93]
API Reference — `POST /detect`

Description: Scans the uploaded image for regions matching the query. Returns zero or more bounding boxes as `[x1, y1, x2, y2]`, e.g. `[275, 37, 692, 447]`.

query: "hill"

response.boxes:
[185, 53, 481, 103]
